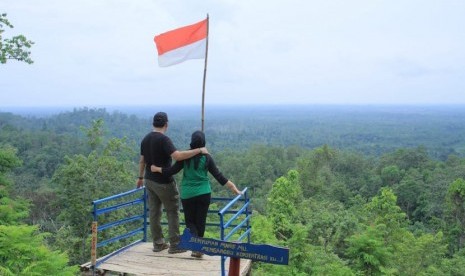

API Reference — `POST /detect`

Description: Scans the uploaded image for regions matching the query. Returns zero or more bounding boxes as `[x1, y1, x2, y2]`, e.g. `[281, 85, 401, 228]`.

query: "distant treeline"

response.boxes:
[2, 105, 465, 159]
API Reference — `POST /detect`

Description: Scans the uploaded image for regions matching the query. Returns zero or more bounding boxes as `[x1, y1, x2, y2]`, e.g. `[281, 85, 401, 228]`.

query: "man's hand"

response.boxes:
[200, 147, 209, 154]
[136, 178, 144, 188]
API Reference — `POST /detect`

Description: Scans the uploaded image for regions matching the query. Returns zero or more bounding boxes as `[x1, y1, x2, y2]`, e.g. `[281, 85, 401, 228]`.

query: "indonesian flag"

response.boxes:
[154, 18, 208, 67]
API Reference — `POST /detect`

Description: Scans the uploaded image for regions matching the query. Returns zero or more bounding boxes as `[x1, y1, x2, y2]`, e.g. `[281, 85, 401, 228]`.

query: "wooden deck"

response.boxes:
[81, 242, 252, 276]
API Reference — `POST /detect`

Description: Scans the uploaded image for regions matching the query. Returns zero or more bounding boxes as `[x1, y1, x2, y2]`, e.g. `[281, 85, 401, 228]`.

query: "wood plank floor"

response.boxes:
[81, 242, 251, 276]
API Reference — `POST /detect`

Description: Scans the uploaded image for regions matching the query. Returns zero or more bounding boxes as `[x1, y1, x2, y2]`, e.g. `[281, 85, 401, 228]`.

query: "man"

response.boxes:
[137, 112, 207, 254]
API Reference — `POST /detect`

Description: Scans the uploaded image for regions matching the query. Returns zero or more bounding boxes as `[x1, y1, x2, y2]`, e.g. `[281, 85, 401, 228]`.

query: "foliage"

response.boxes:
[0, 224, 78, 275]
[346, 224, 394, 275]
[0, 145, 29, 225]
[250, 213, 279, 245]
[0, 191, 29, 226]
[214, 145, 303, 212]
[266, 170, 303, 240]
[0, 144, 22, 194]
[50, 120, 135, 264]
[0, 13, 34, 64]
[255, 225, 355, 276]
[365, 188, 407, 233]
[446, 178, 465, 253]
[81, 118, 104, 151]
[440, 249, 465, 275]
[393, 231, 446, 275]
[0, 146, 77, 275]
[301, 198, 362, 255]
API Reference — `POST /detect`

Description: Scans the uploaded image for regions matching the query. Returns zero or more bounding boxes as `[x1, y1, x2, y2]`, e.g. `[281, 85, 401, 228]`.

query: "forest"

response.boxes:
[1, 105, 465, 275]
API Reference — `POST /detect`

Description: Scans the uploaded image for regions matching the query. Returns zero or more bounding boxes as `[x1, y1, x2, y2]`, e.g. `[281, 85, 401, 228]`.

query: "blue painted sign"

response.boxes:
[178, 229, 289, 265]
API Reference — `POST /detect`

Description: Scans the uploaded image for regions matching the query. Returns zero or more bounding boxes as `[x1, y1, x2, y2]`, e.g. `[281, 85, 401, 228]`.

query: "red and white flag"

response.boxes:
[154, 18, 208, 67]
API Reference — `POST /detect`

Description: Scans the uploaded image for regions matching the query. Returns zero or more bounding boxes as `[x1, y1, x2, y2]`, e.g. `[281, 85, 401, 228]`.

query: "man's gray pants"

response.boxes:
[145, 179, 181, 247]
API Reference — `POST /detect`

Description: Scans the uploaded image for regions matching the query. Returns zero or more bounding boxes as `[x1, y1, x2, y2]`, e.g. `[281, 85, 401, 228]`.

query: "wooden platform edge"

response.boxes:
[80, 249, 253, 276]
[80, 250, 116, 272]
[81, 257, 252, 276]
[241, 259, 252, 276]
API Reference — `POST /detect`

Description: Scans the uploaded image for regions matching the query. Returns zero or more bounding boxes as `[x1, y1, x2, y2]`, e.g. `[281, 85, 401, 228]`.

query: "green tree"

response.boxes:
[380, 165, 402, 186]
[0, 13, 34, 64]
[393, 231, 446, 275]
[52, 150, 134, 264]
[214, 145, 303, 212]
[0, 145, 28, 225]
[346, 188, 406, 275]
[346, 224, 394, 275]
[298, 145, 336, 198]
[346, 187, 450, 275]
[250, 214, 279, 245]
[378, 147, 432, 173]
[0, 225, 78, 275]
[267, 170, 303, 240]
[254, 221, 354, 276]
[393, 168, 423, 220]
[81, 118, 104, 151]
[439, 249, 465, 275]
[0, 146, 77, 275]
[301, 198, 361, 256]
[446, 178, 465, 253]
[365, 188, 408, 243]
[51, 120, 135, 264]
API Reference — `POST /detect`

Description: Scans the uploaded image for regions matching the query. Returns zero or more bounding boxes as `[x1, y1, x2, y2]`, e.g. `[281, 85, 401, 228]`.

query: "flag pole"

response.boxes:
[201, 14, 209, 131]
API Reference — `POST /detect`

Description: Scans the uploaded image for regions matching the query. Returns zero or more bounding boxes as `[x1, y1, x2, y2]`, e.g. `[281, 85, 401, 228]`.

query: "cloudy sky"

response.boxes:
[1, 0, 464, 107]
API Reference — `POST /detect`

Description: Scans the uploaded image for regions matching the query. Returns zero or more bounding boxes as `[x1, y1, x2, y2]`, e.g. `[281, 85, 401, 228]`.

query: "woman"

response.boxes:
[151, 130, 241, 258]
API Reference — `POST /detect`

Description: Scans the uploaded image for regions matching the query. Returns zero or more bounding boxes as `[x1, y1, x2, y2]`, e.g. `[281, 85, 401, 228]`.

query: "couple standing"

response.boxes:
[136, 112, 241, 257]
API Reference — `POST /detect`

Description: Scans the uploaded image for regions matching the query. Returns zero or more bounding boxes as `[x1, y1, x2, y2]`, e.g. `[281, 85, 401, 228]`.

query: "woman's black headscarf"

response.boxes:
[188, 130, 206, 169]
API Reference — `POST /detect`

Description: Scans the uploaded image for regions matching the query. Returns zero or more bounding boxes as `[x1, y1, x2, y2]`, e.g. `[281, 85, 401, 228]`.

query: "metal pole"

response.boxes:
[91, 221, 97, 276]
[201, 14, 209, 131]
[143, 187, 147, 242]
[220, 210, 225, 276]
[245, 190, 251, 243]
[228, 258, 241, 276]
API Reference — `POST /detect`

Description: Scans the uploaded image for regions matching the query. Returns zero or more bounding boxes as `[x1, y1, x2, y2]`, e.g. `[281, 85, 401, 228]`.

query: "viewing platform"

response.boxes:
[82, 187, 253, 276]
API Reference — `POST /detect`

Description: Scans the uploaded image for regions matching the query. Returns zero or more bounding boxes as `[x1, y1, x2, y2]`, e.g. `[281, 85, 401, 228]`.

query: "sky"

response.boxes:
[1, 0, 465, 108]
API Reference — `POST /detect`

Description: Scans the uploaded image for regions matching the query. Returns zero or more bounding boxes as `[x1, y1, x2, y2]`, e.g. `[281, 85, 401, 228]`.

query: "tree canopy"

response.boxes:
[0, 13, 34, 64]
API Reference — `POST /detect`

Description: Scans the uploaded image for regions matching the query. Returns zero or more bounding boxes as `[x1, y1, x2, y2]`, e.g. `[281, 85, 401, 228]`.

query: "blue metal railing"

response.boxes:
[91, 187, 147, 271]
[90, 186, 251, 276]
[219, 187, 251, 276]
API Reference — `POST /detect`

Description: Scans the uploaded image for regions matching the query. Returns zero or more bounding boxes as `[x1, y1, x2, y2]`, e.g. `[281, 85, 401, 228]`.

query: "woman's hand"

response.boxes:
[150, 165, 162, 173]
[226, 181, 242, 195]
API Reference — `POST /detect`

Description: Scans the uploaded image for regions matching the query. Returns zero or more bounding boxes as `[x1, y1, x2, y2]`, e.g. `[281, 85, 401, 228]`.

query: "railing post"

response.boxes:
[143, 187, 147, 242]
[228, 257, 240, 276]
[89, 188, 147, 271]
[219, 212, 225, 276]
[91, 203, 98, 276]
[245, 189, 250, 243]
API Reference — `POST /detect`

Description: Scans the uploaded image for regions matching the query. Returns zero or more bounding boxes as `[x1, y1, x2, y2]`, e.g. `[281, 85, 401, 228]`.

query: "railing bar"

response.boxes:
[97, 227, 143, 248]
[223, 202, 250, 228]
[95, 199, 144, 216]
[162, 222, 248, 228]
[218, 195, 241, 215]
[93, 188, 144, 205]
[98, 215, 144, 231]
[224, 214, 251, 241]
[238, 228, 251, 241]
[218, 188, 248, 215]
[211, 197, 246, 202]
